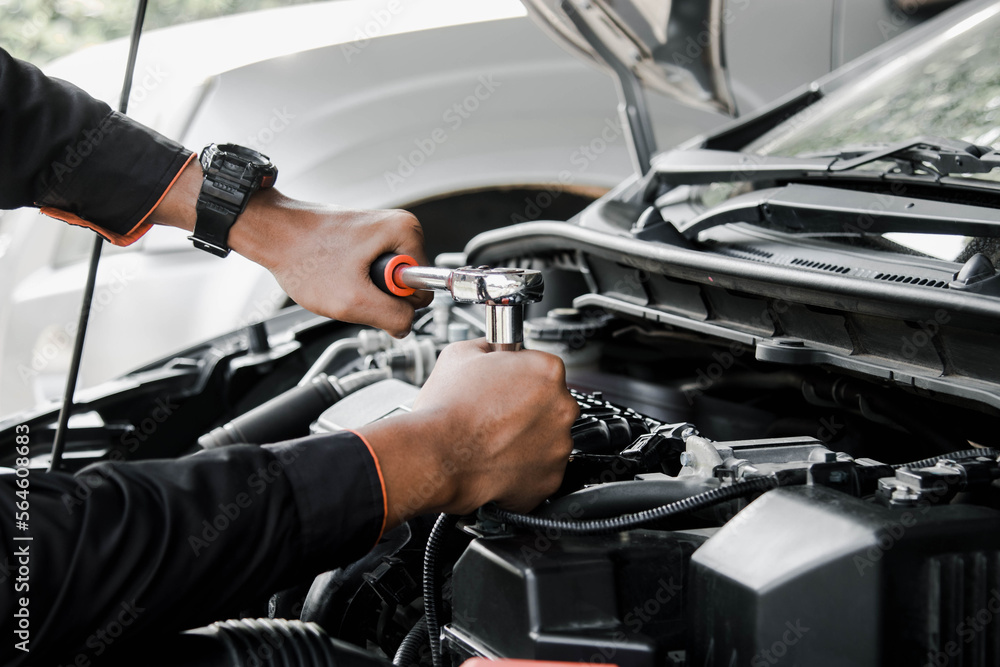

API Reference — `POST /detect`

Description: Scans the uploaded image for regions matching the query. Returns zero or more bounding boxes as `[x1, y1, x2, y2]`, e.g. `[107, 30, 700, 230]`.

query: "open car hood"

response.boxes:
[520, 0, 736, 115]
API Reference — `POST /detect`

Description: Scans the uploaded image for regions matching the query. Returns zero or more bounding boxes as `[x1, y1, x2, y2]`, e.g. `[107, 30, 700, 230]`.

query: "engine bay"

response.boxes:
[5, 244, 1000, 667]
[6, 1, 1000, 665]
[290, 289, 1000, 667]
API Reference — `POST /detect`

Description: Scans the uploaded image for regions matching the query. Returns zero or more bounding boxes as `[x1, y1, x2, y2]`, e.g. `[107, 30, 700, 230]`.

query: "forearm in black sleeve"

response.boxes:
[0, 432, 385, 666]
[0, 47, 193, 243]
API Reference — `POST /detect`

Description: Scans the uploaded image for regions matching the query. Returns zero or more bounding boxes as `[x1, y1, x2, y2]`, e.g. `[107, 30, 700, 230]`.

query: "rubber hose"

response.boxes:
[198, 375, 341, 448]
[393, 617, 427, 667]
[423, 514, 459, 667]
[538, 478, 719, 520]
[483, 476, 779, 535]
[892, 448, 1000, 470]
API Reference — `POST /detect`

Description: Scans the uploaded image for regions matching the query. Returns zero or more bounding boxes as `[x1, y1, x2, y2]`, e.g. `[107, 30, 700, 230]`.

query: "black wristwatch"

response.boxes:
[189, 143, 278, 258]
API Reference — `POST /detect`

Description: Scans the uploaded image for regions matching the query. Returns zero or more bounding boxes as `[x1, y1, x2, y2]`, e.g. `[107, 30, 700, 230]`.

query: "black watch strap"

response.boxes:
[189, 144, 277, 258]
[192, 194, 239, 258]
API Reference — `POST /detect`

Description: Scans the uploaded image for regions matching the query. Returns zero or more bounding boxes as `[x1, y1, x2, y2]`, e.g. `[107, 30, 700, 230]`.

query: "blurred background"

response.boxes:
[0, 0, 315, 64]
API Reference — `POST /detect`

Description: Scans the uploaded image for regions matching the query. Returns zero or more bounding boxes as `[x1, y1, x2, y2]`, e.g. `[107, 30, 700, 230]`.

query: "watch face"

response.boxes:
[214, 143, 272, 167]
[201, 143, 278, 189]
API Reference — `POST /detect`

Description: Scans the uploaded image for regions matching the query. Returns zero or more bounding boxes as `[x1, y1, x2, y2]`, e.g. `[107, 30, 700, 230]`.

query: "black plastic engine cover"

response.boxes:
[445, 530, 706, 666]
[691, 485, 1000, 667]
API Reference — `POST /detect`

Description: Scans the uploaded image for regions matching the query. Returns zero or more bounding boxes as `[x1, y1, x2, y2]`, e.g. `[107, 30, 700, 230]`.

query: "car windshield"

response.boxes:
[748, 3, 1000, 180]
[733, 3, 1000, 260]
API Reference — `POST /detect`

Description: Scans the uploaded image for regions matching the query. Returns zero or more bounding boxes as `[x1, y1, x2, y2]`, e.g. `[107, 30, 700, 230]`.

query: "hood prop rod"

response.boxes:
[561, 0, 657, 177]
[49, 0, 150, 472]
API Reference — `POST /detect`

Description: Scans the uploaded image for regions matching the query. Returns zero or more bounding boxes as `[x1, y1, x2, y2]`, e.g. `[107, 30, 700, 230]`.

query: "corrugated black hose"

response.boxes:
[393, 616, 427, 667]
[482, 449, 1000, 537]
[482, 476, 779, 535]
[422, 514, 459, 667]
[892, 448, 1000, 470]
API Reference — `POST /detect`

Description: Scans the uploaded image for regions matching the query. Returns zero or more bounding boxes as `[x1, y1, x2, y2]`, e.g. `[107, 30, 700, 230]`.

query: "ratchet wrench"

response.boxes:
[370, 254, 543, 351]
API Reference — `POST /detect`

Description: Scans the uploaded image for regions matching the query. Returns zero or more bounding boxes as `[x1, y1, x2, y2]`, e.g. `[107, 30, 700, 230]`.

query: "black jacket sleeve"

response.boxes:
[0, 432, 386, 666]
[0, 47, 192, 241]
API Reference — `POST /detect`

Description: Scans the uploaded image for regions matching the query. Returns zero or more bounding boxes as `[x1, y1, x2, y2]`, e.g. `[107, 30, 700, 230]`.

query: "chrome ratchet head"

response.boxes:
[448, 266, 544, 306]
[450, 266, 544, 351]
[369, 254, 544, 351]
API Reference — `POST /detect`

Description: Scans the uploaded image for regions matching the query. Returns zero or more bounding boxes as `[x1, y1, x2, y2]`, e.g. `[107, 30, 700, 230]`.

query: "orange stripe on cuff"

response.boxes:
[39, 152, 196, 248]
[348, 429, 388, 546]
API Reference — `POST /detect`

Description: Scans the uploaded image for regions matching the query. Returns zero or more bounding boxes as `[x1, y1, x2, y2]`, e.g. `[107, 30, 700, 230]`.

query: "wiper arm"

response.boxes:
[651, 136, 1000, 186]
[677, 183, 1000, 240]
[816, 136, 1000, 176]
[650, 150, 835, 185]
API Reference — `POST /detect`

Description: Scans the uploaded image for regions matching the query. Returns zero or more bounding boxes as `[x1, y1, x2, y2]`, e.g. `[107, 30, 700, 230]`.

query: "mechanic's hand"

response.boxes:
[357, 339, 579, 528]
[151, 160, 432, 337]
[232, 190, 432, 337]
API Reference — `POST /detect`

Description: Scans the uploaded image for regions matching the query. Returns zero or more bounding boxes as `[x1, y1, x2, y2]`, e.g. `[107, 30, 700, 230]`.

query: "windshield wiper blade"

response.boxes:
[650, 136, 1000, 187]
[816, 136, 1000, 176]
